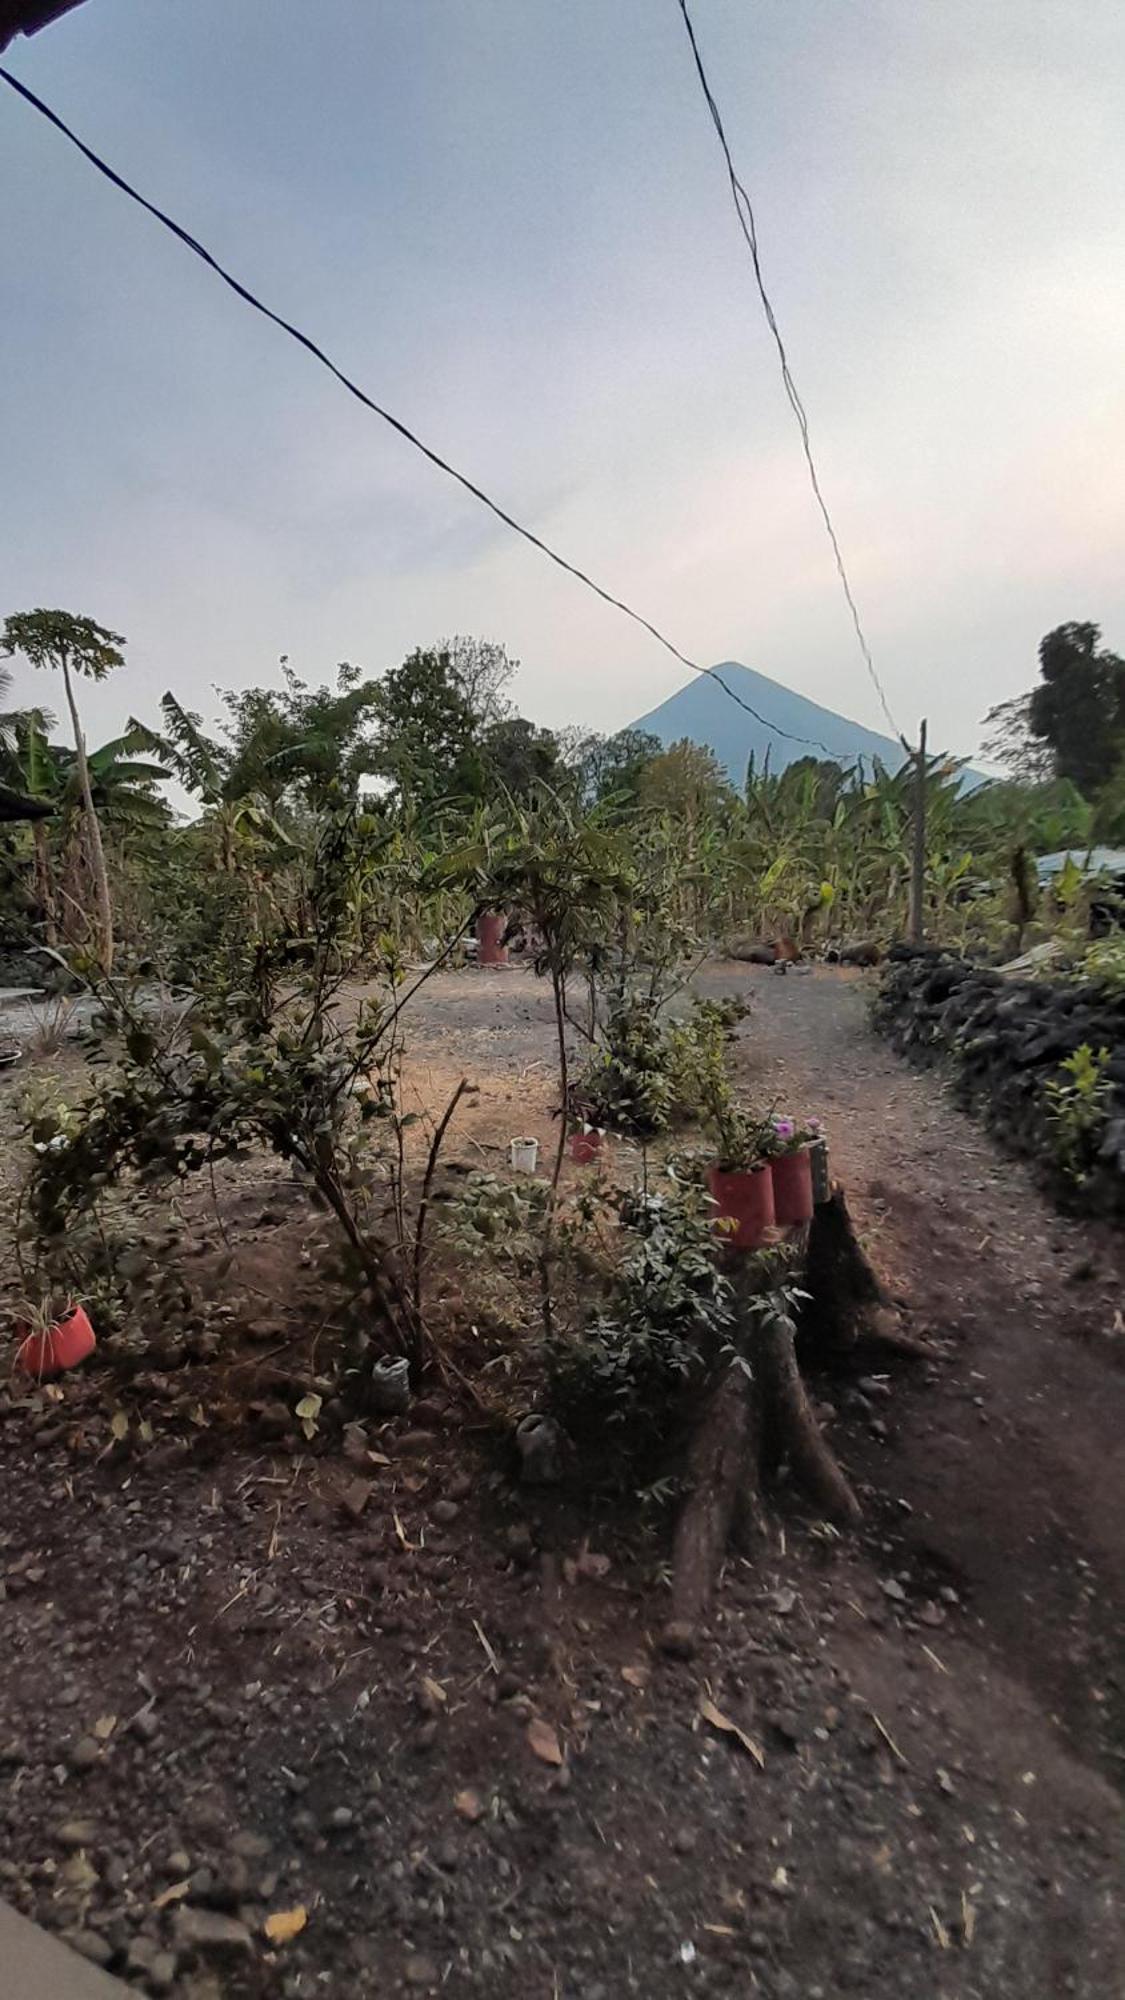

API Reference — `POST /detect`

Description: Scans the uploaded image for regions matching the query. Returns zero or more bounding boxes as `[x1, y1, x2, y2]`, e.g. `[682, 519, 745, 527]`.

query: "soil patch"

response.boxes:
[0, 963, 1121, 1998]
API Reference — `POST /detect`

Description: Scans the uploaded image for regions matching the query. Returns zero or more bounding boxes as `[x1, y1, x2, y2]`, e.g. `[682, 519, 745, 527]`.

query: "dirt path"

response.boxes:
[0, 964, 1121, 2000]
[716, 963, 1125, 1775]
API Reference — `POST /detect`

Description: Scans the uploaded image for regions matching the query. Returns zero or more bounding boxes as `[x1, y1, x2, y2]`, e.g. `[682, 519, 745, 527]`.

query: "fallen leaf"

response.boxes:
[526, 1718, 564, 1766]
[93, 1714, 117, 1741]
[152, 1879, 190, 1910]
[337, 1477, 371, 1521]
[961, 1889, 976, 1947]
[422, 1675, 447, 1707]
[621, 1664, 650, 1691]
[138, 1419, 154, 1444]
[110, 1409, 129, 1442]
[295, 1393, 321, 1441]
[698, 1693, 765, 1768]
[454, 1788, 484, 1822]
[393, 1510, 418, 1551]
[929, 1905, 951, 1950]
[264, 1906, 308, 1946]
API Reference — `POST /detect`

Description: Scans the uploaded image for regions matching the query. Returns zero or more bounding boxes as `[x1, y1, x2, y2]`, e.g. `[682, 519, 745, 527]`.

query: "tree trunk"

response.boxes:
[537, 960, 570, 1340]
[60, 655, 113, 974]
[31, 820, 58, 947]
[755, 1309, 861, 1524]
[669, 1364, 754, 1633]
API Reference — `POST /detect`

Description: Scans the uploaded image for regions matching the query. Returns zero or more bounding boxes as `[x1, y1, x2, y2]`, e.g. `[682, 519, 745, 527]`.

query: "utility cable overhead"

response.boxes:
[675, 0, 900, 740]
[1, 63, 841, 762]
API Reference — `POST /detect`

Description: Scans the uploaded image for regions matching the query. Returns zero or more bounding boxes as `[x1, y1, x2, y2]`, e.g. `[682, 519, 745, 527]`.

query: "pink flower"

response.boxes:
[773, 1116, 796, 1139]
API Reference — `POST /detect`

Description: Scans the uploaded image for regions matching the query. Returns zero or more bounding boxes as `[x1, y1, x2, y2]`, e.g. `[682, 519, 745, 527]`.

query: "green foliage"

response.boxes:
[636, 738, 737, 824]
[1044, 1043, 1113, 1183]
[479, 715, 561, 798]
[571, 1000, 679, 1136]
[560, 726, 662, 810]
[1029, 623, 1125, 797]
[1075, 936, 1125, 994]
[2, 610, 125, 683]
[17, 800, 438, 1359]
[438, 1172, 549, 1262]
[571, 993, 748, 1139]
[547, 1184, 732, 1459]
[370, 638, 514, 810]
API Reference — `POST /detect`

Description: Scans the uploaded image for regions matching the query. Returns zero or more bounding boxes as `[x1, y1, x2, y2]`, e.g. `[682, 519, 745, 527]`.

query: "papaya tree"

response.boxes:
[2, 611, 125, 972]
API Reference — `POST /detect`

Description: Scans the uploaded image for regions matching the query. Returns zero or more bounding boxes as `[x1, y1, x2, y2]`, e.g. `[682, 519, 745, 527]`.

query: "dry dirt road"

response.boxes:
[0, 962, 1121, 2000]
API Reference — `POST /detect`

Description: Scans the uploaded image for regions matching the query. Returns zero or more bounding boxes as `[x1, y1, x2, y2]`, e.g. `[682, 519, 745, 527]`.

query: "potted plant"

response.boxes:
[569, 1118, 606, 1165]
[703, 1094, 777, 1250]
[566, 1069, 614, 1164]
[475, 910, 508, 966]
[766, 1115, 823, 1225]
[15, 1296, 96, 1380]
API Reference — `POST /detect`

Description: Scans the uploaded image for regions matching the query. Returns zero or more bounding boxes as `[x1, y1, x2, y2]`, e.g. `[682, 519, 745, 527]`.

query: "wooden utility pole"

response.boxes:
[907, 718, 927, 945]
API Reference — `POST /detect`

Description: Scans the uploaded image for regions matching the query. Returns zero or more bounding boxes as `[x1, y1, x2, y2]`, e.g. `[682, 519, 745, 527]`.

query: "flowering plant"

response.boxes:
[768, 1114, 823, 1157]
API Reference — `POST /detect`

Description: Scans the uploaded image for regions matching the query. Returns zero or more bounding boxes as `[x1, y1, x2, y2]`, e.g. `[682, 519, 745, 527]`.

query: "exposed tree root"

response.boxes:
[669, 1365, 754, 1635]
[798, 1186, 934, 1363]
[666, 1188, 913, 1642]
[755, 1309, 862, 1525]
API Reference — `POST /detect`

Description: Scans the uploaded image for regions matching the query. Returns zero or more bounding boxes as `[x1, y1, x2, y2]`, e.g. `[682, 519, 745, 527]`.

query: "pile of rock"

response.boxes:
[872, 948, 1125, 1215]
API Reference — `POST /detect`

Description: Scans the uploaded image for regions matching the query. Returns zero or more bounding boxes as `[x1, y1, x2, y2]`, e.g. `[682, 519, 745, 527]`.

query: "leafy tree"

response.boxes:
[371, 648, 480, 808]
[440, 635, 515, 729]
[560, 726, 663, 809]
[480, 715, 561, 797]
[1028, 623, 1125, 794]
[636, 738, 736, 824]
[979, 692, 1056, 783]
[2, 610, 125, 972]
[222, 659, 382, 812]
[368, 639, 518, 813]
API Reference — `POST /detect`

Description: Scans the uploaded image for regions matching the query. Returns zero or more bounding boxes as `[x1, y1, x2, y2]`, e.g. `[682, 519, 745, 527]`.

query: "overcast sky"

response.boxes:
[2, 0, 1122, 765]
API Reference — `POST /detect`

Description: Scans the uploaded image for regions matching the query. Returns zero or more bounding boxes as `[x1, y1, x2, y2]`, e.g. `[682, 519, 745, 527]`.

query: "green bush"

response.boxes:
[547, 1184, 732, 1461]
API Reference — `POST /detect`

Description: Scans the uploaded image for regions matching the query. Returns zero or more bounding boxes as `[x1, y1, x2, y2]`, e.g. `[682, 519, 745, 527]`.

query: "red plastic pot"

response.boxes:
[771, 1148, 815, 1226]
[706, 1164, 775, 1250]
[569, 1128, 604, 1165]
[16, 1304, 96, 1381]
[475, 912, 508, 966]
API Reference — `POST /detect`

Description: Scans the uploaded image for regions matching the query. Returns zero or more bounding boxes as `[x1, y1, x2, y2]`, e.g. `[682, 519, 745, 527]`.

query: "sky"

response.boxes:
[2, 0, 1123, 769]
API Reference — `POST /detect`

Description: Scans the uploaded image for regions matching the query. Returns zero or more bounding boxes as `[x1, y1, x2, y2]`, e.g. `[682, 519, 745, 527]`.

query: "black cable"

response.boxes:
[675, 0, 900, 740]
[0, 63, 841, 763]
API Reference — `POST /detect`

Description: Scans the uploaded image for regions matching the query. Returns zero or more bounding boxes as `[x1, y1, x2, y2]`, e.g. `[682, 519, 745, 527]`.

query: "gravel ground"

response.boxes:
[0, 962, 1121, 1999]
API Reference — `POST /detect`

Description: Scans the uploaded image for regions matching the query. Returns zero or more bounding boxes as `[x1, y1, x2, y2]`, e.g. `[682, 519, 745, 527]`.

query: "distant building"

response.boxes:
[1035, 848, 1125, 886]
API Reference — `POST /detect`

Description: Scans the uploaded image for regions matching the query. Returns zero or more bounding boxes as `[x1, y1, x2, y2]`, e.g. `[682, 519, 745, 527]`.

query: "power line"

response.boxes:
[675, 0, 900, 740]
[0, 64, 841, 764]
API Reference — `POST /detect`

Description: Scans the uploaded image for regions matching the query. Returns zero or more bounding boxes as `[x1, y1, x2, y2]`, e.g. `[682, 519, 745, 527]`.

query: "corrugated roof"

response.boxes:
[1036, 848, 1125, 881]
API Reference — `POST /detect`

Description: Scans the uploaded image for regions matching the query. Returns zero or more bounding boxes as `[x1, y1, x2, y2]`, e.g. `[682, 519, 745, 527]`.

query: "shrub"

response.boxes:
[569, 992, 749, 1138]
[1044, 1043, 1113, 1183]
[547, 1183, 732, 1462]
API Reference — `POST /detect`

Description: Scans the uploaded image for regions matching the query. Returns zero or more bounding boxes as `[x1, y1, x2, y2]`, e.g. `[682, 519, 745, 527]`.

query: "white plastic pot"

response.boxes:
[509, 1136, 540, 1174]
[370, 1354, 411, 1414]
